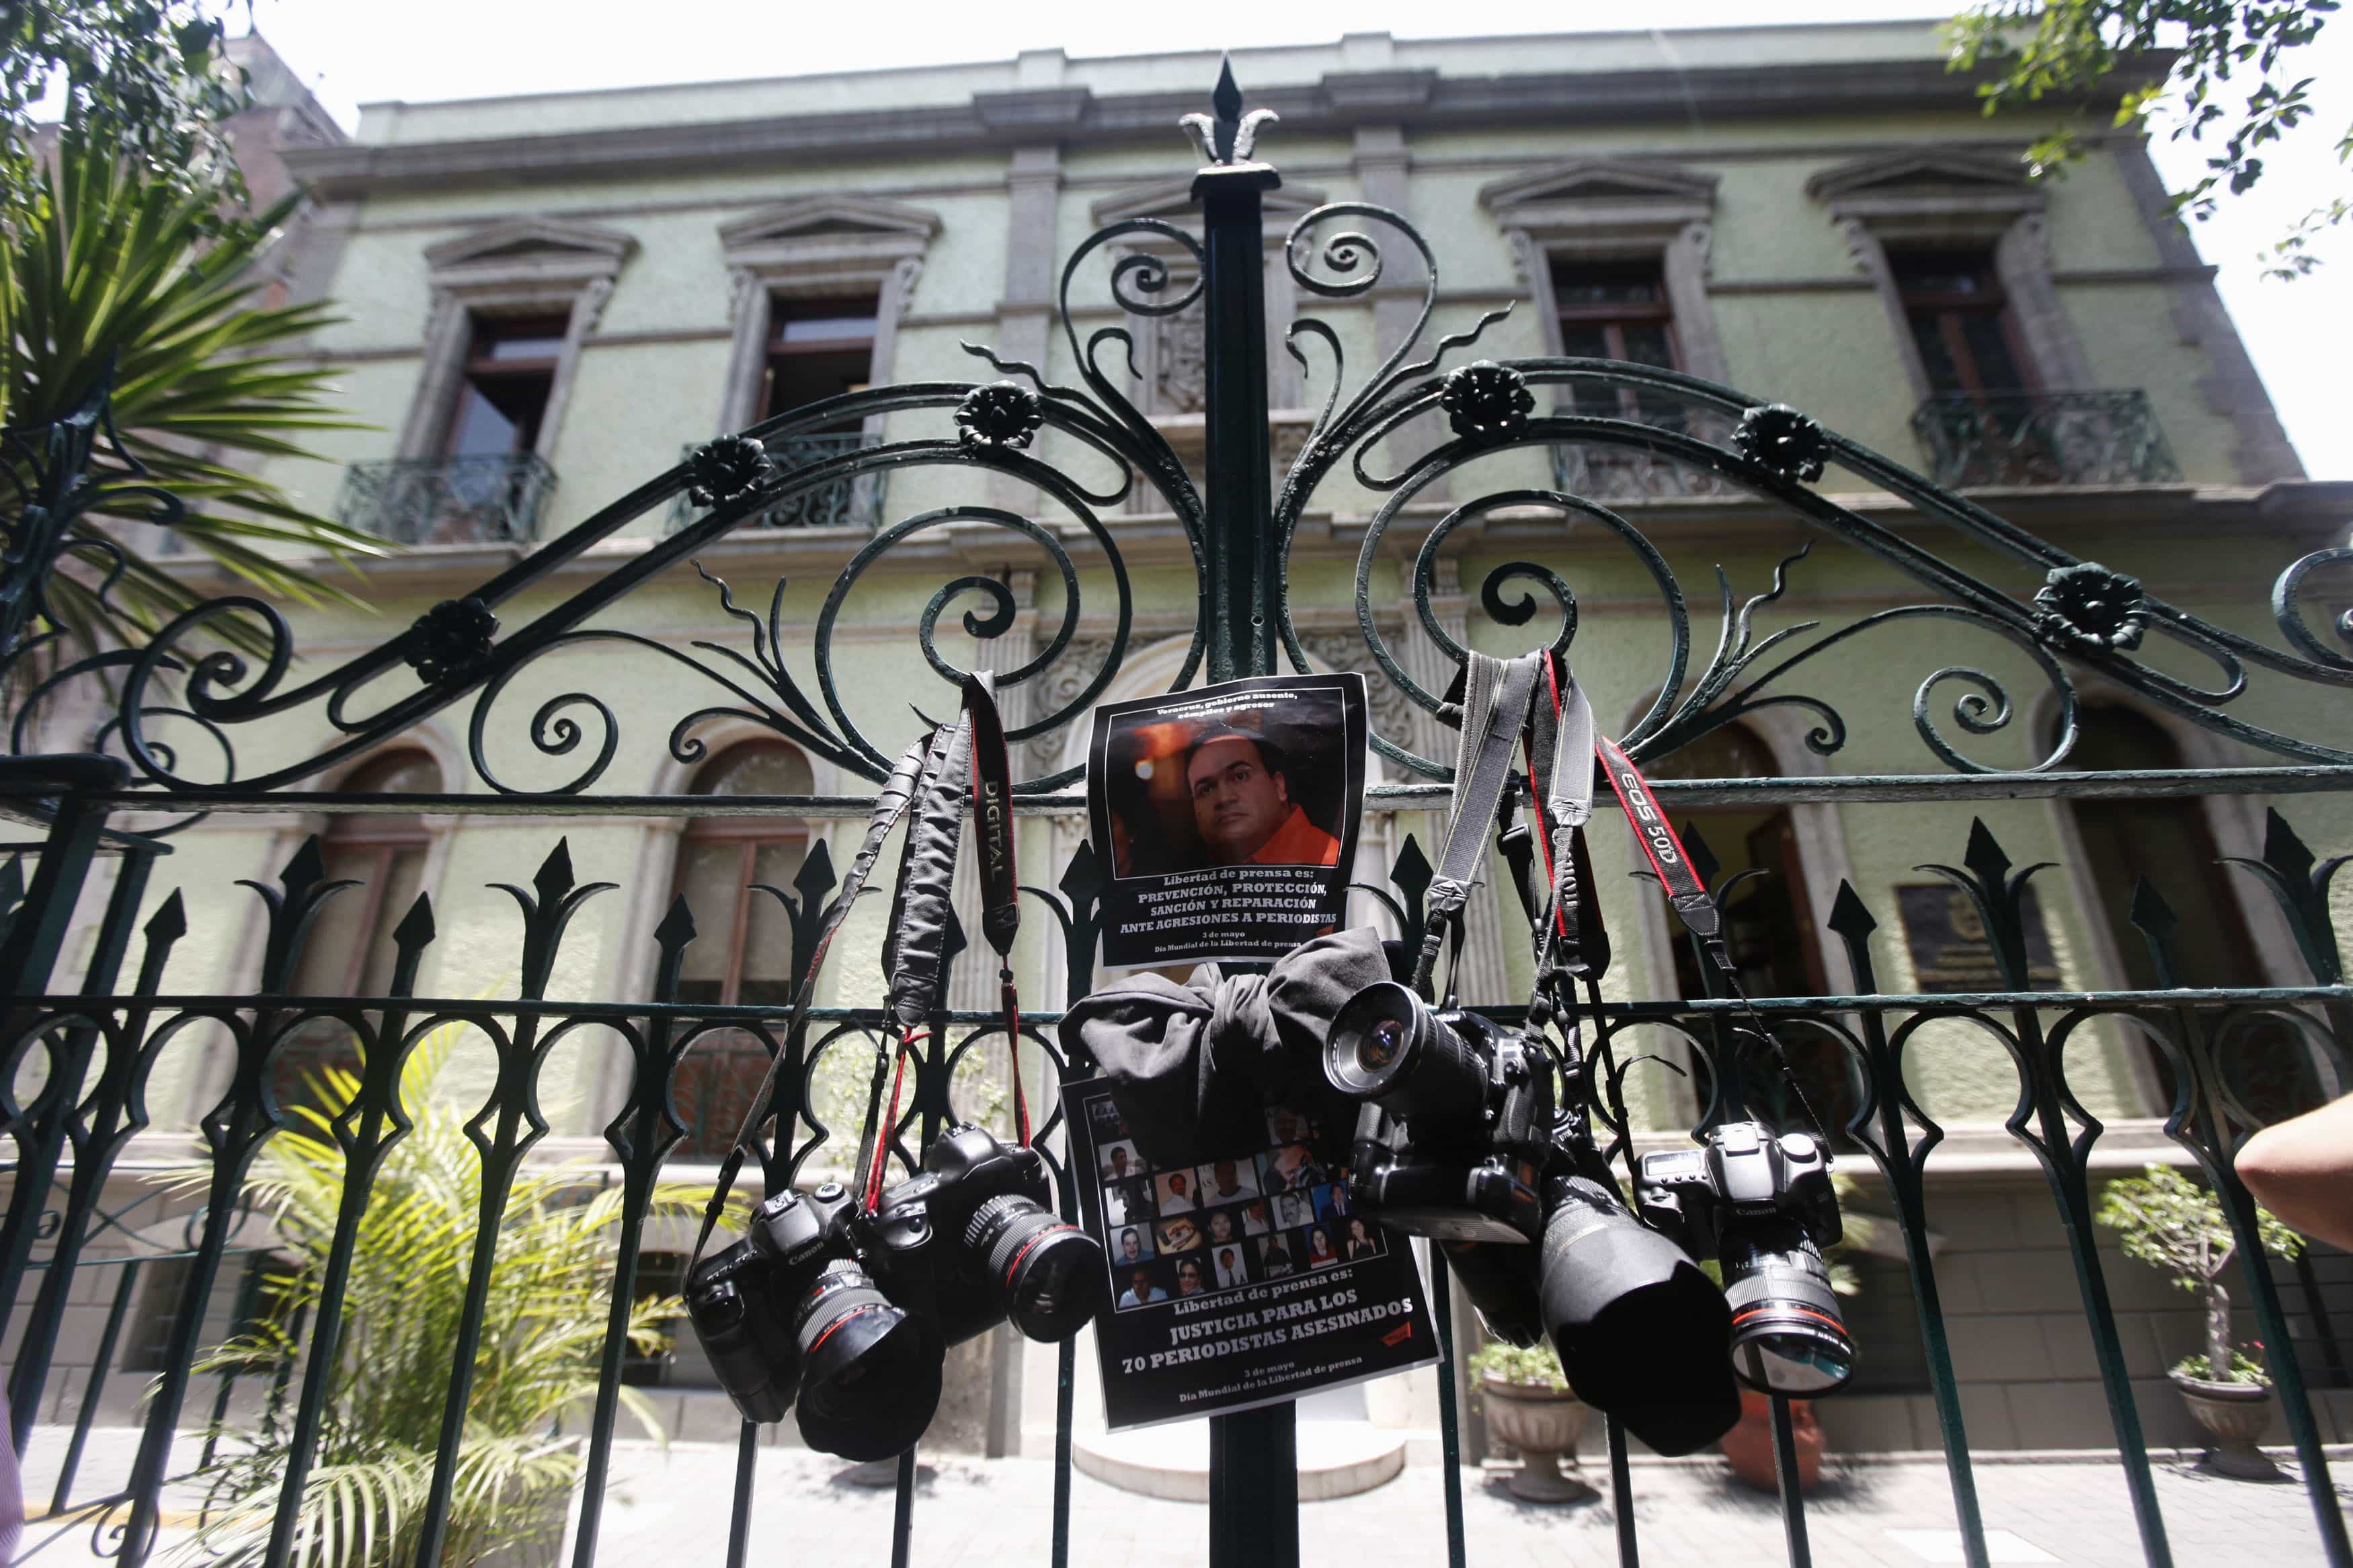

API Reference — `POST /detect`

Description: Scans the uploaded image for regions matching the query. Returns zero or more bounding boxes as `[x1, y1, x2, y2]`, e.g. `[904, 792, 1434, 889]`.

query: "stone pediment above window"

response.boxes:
[1479, 157, 1719, 246]
[421, 217, 636, 296]
[1088, 178, 1329, 231]
[719, 194, 941, 289]
[1806, 149, 2038, 241]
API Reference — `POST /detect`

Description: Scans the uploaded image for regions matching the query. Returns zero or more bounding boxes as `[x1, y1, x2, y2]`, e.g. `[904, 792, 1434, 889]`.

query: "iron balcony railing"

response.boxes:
[1909, 390, 2183, 489]
[667, 431, 883, 534]
[335, 452, 557, 545]
[1551, 405, 1736, 500]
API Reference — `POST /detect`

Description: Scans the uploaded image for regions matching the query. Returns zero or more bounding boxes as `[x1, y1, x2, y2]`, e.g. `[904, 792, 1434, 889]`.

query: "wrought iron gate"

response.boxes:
[2, 60, 2351, 1568]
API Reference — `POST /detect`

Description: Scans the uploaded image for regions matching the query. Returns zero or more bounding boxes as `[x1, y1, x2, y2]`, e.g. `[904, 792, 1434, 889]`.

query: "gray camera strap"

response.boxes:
[1417, 651, 1543, 995]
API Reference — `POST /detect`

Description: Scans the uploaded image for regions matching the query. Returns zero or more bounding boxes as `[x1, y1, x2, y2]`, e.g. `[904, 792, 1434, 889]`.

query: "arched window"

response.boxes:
[276, 749, 442, 1108]
[1643, 724, 1856, 1136]
[670, 741, 814, 1159]
[2063, 704, 2319, 1118]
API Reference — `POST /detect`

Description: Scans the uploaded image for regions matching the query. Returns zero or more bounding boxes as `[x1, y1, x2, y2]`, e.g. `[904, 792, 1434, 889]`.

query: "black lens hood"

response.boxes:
[1540, 1179, 1741, 1456]
[795, 1304, 944, 1462]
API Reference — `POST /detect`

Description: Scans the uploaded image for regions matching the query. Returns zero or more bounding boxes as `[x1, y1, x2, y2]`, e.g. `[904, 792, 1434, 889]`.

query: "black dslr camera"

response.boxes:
[1324, 981, 1554, 1243]
[686, 1125, 1103, 1462]
[854, 1122, 1105, 1347]
[684, 1180, 941, 1461]
[1637, 1120, 1854, 1396]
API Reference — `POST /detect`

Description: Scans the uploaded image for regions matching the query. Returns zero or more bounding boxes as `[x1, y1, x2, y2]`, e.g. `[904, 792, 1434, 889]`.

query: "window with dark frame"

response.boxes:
[274, 750, 441, 1114]
[2060, 704, 2321, 1122]
[761, 295, 879, 429]
[1549, 256, 1687, 426]
[442, 315, 569, 458]
[1890, 249, 2032, 397]
[671, 741, 816, 1159]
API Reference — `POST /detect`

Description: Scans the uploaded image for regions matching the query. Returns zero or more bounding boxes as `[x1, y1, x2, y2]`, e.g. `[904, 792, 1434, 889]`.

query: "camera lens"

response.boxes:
[1324, 981, 1488, 1124]
[1538, 1175, 1741, 1457]
[791, 1258, 941, 1462]
[1720, 1221, 1855, 1397]
[967, 1194, 1106, 1342]
[1359, 1018, 1408, 1074]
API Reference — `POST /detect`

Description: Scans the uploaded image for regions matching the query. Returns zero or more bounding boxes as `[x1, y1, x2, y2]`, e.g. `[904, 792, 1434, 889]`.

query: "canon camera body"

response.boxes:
[854, 1122, 1104, 1347]
[684, 1124, 1101, 1462]
[1636, 1120, 1854, 1397]
[1325, 981, 1554, 1243]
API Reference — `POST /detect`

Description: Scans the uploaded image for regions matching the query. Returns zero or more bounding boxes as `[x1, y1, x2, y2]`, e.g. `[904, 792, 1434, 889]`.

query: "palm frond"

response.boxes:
[5, 133, 389, 669]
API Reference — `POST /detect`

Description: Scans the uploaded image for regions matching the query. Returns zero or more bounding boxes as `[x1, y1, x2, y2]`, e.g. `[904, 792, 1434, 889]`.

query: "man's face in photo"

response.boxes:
[1168, 1172, 1187, 1196]
[1109, 1148, 1129, 1176]
[1121, 1231, 1142, 1261]
[1129, 1269, 1150, 1295]
[1187, 735, 1289, 864]
[1213, 1159, 1240, 1194]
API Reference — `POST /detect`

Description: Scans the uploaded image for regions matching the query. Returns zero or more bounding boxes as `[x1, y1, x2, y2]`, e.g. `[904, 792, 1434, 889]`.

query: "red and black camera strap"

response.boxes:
[690, 674, 1028, 1265]
[1442, 651, 1827, 1141]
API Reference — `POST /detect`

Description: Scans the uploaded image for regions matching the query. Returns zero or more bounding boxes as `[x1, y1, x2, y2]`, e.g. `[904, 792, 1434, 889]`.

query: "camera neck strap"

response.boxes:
[687, 675, 1028, 1262]
[1529, 669, 1829, 1141]
[688, 728, 936, 1268]
[1418, 651, 1543, 997]
[854, 673, 1030, 1213]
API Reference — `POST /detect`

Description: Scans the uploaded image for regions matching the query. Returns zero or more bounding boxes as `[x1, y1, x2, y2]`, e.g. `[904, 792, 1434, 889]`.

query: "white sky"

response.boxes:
[225, 0, 2349, 479]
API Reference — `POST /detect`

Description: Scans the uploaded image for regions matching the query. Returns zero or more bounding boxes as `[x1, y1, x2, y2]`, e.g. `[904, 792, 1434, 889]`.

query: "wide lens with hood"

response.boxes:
[1538, 1175, 1741, 1456]
[967, 1193, 1106, 1341]
[791, 1258, 943, 1461]
[1721, 1221, 1855, 1396]
[1324, 981, 1488, 1124]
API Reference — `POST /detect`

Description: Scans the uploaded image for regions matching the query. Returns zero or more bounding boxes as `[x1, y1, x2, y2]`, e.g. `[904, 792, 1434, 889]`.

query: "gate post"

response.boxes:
[0, 757, 126, 1327]
[1191, 59, 1301, 1568]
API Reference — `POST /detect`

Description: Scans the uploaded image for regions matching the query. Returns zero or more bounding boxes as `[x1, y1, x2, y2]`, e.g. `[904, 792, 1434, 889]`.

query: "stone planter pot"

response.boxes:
[1720, 1388, 1823, 1493]
[1480, 1376, 1591, 1503]
[2171, 1372, 2280, 1479]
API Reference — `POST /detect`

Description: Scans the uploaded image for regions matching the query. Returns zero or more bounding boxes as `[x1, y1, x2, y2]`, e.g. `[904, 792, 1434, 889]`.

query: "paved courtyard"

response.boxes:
[15, 1427, 2350, 1566]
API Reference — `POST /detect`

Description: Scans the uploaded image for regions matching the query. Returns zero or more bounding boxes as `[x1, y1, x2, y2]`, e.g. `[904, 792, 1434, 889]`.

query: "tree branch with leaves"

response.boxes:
[2098, 1162, 2302, 1386]
[1948, 0, 2346, 278]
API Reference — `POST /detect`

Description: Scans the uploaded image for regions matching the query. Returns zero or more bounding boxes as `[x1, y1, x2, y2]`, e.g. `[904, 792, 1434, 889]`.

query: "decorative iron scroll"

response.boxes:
[5, 77, 2348, 807]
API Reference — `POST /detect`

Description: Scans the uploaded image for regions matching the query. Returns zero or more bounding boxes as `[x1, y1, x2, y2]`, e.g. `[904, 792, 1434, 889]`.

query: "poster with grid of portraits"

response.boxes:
[1066, 1078, 1439, 1430]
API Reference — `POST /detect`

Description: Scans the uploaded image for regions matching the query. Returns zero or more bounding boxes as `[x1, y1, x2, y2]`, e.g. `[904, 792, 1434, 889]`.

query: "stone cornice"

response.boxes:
[284, 54, 2145, 199]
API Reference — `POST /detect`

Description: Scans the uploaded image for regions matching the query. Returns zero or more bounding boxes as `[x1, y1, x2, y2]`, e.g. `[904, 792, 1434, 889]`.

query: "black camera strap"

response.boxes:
[854, 673, 1030, 1214]
[686, 674, 1028, 1265]
[688, 729, 936, 1269]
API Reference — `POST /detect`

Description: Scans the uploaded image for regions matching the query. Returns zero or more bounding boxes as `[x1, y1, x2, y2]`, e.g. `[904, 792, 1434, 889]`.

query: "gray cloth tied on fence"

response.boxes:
[1058, 927, 1392, 1168]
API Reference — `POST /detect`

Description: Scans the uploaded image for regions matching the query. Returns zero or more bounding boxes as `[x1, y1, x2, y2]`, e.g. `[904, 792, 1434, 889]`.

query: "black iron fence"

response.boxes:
[0, 58, 2349, 1568]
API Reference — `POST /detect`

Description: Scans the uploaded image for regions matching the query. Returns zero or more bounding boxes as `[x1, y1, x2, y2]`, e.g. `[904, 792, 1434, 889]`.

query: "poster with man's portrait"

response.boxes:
[1086, 672, 1366, 969]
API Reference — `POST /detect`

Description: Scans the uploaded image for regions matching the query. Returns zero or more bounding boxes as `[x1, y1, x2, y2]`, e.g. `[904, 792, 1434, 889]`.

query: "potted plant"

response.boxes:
[1470, 1340, 1591, 1502]
[2098, 1163, 2303, 1479]
[1718, 1175, 1864, 1493]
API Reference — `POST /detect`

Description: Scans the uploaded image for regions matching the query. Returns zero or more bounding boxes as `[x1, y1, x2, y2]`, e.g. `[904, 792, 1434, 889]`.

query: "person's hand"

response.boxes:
[2237, 1094, 2353, 1251]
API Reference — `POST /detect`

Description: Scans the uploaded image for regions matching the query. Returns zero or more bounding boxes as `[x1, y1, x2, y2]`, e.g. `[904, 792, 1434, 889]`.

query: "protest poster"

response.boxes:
[1066, 1077, 1439, 1432]
[1086, 671, 1365, 971]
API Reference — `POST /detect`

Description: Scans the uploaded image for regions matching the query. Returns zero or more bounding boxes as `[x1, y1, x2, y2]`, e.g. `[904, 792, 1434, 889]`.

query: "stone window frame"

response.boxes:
[713, 194, 940, 436]
[1480, 157, 1730, 384]
[1806, 149, 2093, 399]
[396, 217, 638, 462]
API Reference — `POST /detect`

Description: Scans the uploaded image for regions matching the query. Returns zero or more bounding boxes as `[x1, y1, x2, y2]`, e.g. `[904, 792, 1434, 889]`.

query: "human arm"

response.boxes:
[2236, 1096, 2353, 1251]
